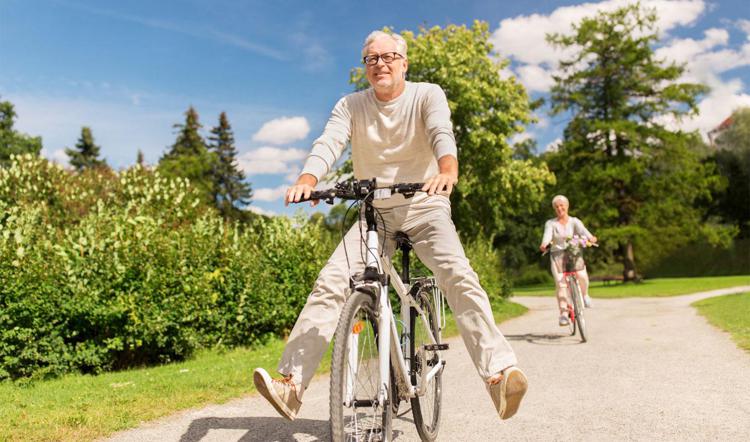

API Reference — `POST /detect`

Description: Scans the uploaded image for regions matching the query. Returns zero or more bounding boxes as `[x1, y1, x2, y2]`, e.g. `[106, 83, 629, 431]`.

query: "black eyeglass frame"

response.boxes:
[362, 52, 405, 66]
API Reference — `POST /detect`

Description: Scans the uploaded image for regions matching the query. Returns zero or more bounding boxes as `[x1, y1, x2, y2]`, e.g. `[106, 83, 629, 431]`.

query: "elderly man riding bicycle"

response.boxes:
[253, 30, 528, 427]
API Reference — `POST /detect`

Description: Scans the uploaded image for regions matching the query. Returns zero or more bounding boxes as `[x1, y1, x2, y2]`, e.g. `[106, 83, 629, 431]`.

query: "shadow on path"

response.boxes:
[505, 332, 583, 346]
[180, 415, 407, 441]
[179, 416, 328, 442]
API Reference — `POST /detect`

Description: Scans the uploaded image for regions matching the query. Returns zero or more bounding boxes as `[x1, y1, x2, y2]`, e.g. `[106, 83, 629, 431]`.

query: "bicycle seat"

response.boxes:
[394, 231, 412, 251]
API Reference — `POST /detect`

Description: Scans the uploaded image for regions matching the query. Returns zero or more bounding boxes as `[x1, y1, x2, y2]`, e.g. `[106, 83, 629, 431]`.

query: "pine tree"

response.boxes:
[208, 112, 252, 219]
[158, 106, 217, 203]
[65, 126, 107, 171]
[0, 98, 42, 165]
[136, 149, 145, 167]
[546, 4, 725, 279]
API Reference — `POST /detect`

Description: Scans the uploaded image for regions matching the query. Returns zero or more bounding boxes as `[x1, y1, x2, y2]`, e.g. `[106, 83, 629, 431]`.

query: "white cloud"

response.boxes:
[41, 148, 69, 166]
[677, 79, 750, 135]
[511, 132, 533, 145]
[246, 205, 278, 216]
[237, 146, 307, 175]
[545, 138, 563, 153]
[517, 64, 556, 93]
[492, 0, 706, 69]
[739, 19, 750, 39]
[252, 116, 310, 145]
[491, 0, 750, 138]
[252, 185, 288, 202]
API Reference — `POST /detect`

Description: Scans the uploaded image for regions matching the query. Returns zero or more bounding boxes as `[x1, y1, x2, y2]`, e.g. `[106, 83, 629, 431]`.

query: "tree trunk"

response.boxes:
[622, 240, 638, 281]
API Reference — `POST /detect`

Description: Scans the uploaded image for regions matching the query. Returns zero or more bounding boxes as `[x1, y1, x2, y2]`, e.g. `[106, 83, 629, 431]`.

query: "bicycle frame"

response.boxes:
[345, 202, 444, 410]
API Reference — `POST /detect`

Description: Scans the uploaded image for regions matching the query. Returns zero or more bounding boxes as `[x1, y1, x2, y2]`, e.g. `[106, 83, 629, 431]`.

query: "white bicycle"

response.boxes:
[299, 179, 448, 442]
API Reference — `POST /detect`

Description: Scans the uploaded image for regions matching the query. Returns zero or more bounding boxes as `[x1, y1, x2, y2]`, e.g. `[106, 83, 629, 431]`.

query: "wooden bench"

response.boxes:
[590, 275, 625, 285]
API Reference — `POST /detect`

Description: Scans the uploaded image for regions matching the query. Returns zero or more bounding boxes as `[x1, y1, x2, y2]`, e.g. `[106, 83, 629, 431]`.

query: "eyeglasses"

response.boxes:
[362, 52, 404, 66]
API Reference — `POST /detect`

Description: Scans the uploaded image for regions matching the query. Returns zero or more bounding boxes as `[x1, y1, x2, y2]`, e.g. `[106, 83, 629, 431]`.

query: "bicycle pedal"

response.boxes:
[423, 344, 448, 351]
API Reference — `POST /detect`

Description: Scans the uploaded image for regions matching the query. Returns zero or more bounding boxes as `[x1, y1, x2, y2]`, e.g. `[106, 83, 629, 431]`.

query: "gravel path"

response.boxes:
[104, 286, 750, 442]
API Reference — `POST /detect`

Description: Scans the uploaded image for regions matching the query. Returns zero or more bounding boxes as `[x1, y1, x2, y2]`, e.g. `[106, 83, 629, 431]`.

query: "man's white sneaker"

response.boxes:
[253, 368, 302, 421]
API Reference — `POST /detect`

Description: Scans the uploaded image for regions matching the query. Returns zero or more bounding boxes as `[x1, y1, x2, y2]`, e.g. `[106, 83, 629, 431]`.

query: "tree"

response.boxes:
[711, 107, 750, 237]
[65, 126, 108, 171]
[136, 149, 145, 167]
[0, 98, 42, 165]
[350, 22, 554, 240]
[546, 4, 728, 280]
[158, 106, 217, 203]
[208, 112, 252, 219]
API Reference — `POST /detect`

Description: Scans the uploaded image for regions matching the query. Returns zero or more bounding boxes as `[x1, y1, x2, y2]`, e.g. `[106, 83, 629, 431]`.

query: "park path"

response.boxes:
[105, 286, 750, 442]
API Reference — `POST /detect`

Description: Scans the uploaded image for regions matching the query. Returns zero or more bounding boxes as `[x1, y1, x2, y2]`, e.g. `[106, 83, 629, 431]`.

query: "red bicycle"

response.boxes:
[545, 240, 594, 343]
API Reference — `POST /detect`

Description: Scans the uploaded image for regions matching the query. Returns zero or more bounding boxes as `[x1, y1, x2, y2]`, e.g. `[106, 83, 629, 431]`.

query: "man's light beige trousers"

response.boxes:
[278, 196, 517, 397]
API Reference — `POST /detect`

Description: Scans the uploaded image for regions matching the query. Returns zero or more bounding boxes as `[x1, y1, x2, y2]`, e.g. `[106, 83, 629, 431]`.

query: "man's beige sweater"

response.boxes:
[301, 81, 457, 208]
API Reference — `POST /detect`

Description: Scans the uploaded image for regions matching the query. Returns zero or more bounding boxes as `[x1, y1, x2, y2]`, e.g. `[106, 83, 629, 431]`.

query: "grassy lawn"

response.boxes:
[513, 275, 750, 298]
[0, 298, 525, 442]
[692, 292, 750, 352]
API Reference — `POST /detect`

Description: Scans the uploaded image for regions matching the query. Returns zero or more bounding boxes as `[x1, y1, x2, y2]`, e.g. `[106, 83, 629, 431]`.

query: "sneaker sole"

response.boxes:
[253, 369, 296, 421]
[500, 368, 528, 420]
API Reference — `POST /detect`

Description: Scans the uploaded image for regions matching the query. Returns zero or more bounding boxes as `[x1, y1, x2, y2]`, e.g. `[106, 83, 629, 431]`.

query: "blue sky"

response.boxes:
[1, 0, 749, 216]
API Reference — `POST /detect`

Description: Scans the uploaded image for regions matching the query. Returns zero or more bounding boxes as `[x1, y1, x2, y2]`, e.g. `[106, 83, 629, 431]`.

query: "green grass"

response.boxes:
[513, 275, 750, 298]
[0, 299, 525, 442]
[693, 292, 750, 352]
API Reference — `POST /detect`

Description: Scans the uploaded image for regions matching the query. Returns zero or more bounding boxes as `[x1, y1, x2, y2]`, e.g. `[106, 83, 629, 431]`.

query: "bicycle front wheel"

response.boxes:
[409, 284, 443, 442]
[330, 290, 393, 442]
[569, 280, 587, 343]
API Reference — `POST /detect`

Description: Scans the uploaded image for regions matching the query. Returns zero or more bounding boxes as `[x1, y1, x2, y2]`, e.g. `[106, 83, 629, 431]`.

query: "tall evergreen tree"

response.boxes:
[158, 106, 217, 203]
[0, 98, 42, 165]
[546, 4, 726, 280]
[65, 126, 107, 171]
[208, 112, 252, 219]
[136, 149, 145, 167]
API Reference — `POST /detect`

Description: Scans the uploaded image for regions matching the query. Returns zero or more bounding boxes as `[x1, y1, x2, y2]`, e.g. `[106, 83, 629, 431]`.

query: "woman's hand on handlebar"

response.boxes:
[285, 174, 319, 206]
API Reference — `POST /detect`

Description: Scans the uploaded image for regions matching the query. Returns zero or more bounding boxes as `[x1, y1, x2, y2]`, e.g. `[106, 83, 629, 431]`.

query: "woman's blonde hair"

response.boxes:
[551, 195, 569, 208]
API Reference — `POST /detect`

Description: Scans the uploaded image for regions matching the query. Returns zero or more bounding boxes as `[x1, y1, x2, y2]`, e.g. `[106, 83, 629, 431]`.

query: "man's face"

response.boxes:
[364, 37, 408, 93]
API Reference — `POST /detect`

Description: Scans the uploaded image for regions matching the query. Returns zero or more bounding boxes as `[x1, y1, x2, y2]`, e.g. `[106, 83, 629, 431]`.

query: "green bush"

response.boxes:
[0, 155, 334, 380]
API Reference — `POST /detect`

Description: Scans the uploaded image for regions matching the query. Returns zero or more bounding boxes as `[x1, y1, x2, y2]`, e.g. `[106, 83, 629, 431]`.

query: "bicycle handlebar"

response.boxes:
[295, 179, 425, 205]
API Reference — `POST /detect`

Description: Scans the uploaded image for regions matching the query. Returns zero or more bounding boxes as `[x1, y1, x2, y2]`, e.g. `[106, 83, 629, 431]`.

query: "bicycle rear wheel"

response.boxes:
[409, 284, 443, 442]
[330, 290, 393, 442]
[569, 280, 587, 343]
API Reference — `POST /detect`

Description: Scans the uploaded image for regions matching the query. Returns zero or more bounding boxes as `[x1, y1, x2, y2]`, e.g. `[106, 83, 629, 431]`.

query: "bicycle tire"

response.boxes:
[409, 285, 443, 442]
[565, 277, 576, 336]
[330, 290, 393, 442]
[569, 280, 587, 343]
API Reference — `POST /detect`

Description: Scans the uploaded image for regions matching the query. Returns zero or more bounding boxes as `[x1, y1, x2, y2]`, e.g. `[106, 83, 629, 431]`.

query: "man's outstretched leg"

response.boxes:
[253, 219, 385, 420]
[405, 199, 528, 420]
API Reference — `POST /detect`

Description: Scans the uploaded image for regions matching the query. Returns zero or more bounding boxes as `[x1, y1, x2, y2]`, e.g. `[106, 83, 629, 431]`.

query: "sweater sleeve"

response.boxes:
[422, 84, 457, 160]
[541, 220, 553, 246]
[573, 218, 593, 239]
[300, 96, 352, 181]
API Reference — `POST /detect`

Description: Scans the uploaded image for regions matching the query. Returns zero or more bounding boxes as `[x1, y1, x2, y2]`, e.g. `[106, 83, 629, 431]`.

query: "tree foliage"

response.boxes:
[711, 107, 750, 237]
[546, 3, 729, 279]
[208, 112, 252, 220]
[65, 126, 108, 171]
[0, 98, 42, 166]
[350, 22, 554, 240]
[158, 107, 217, 204]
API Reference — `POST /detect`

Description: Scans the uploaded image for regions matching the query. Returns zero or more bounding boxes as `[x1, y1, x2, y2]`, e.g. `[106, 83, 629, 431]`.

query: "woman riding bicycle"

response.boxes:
[539, 195, 597, 327]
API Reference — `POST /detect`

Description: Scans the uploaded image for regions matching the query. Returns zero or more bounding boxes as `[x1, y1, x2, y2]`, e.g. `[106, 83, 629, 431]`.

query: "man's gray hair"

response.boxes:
[552, 195, 569, 208]
[362, 30, 408, 58]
